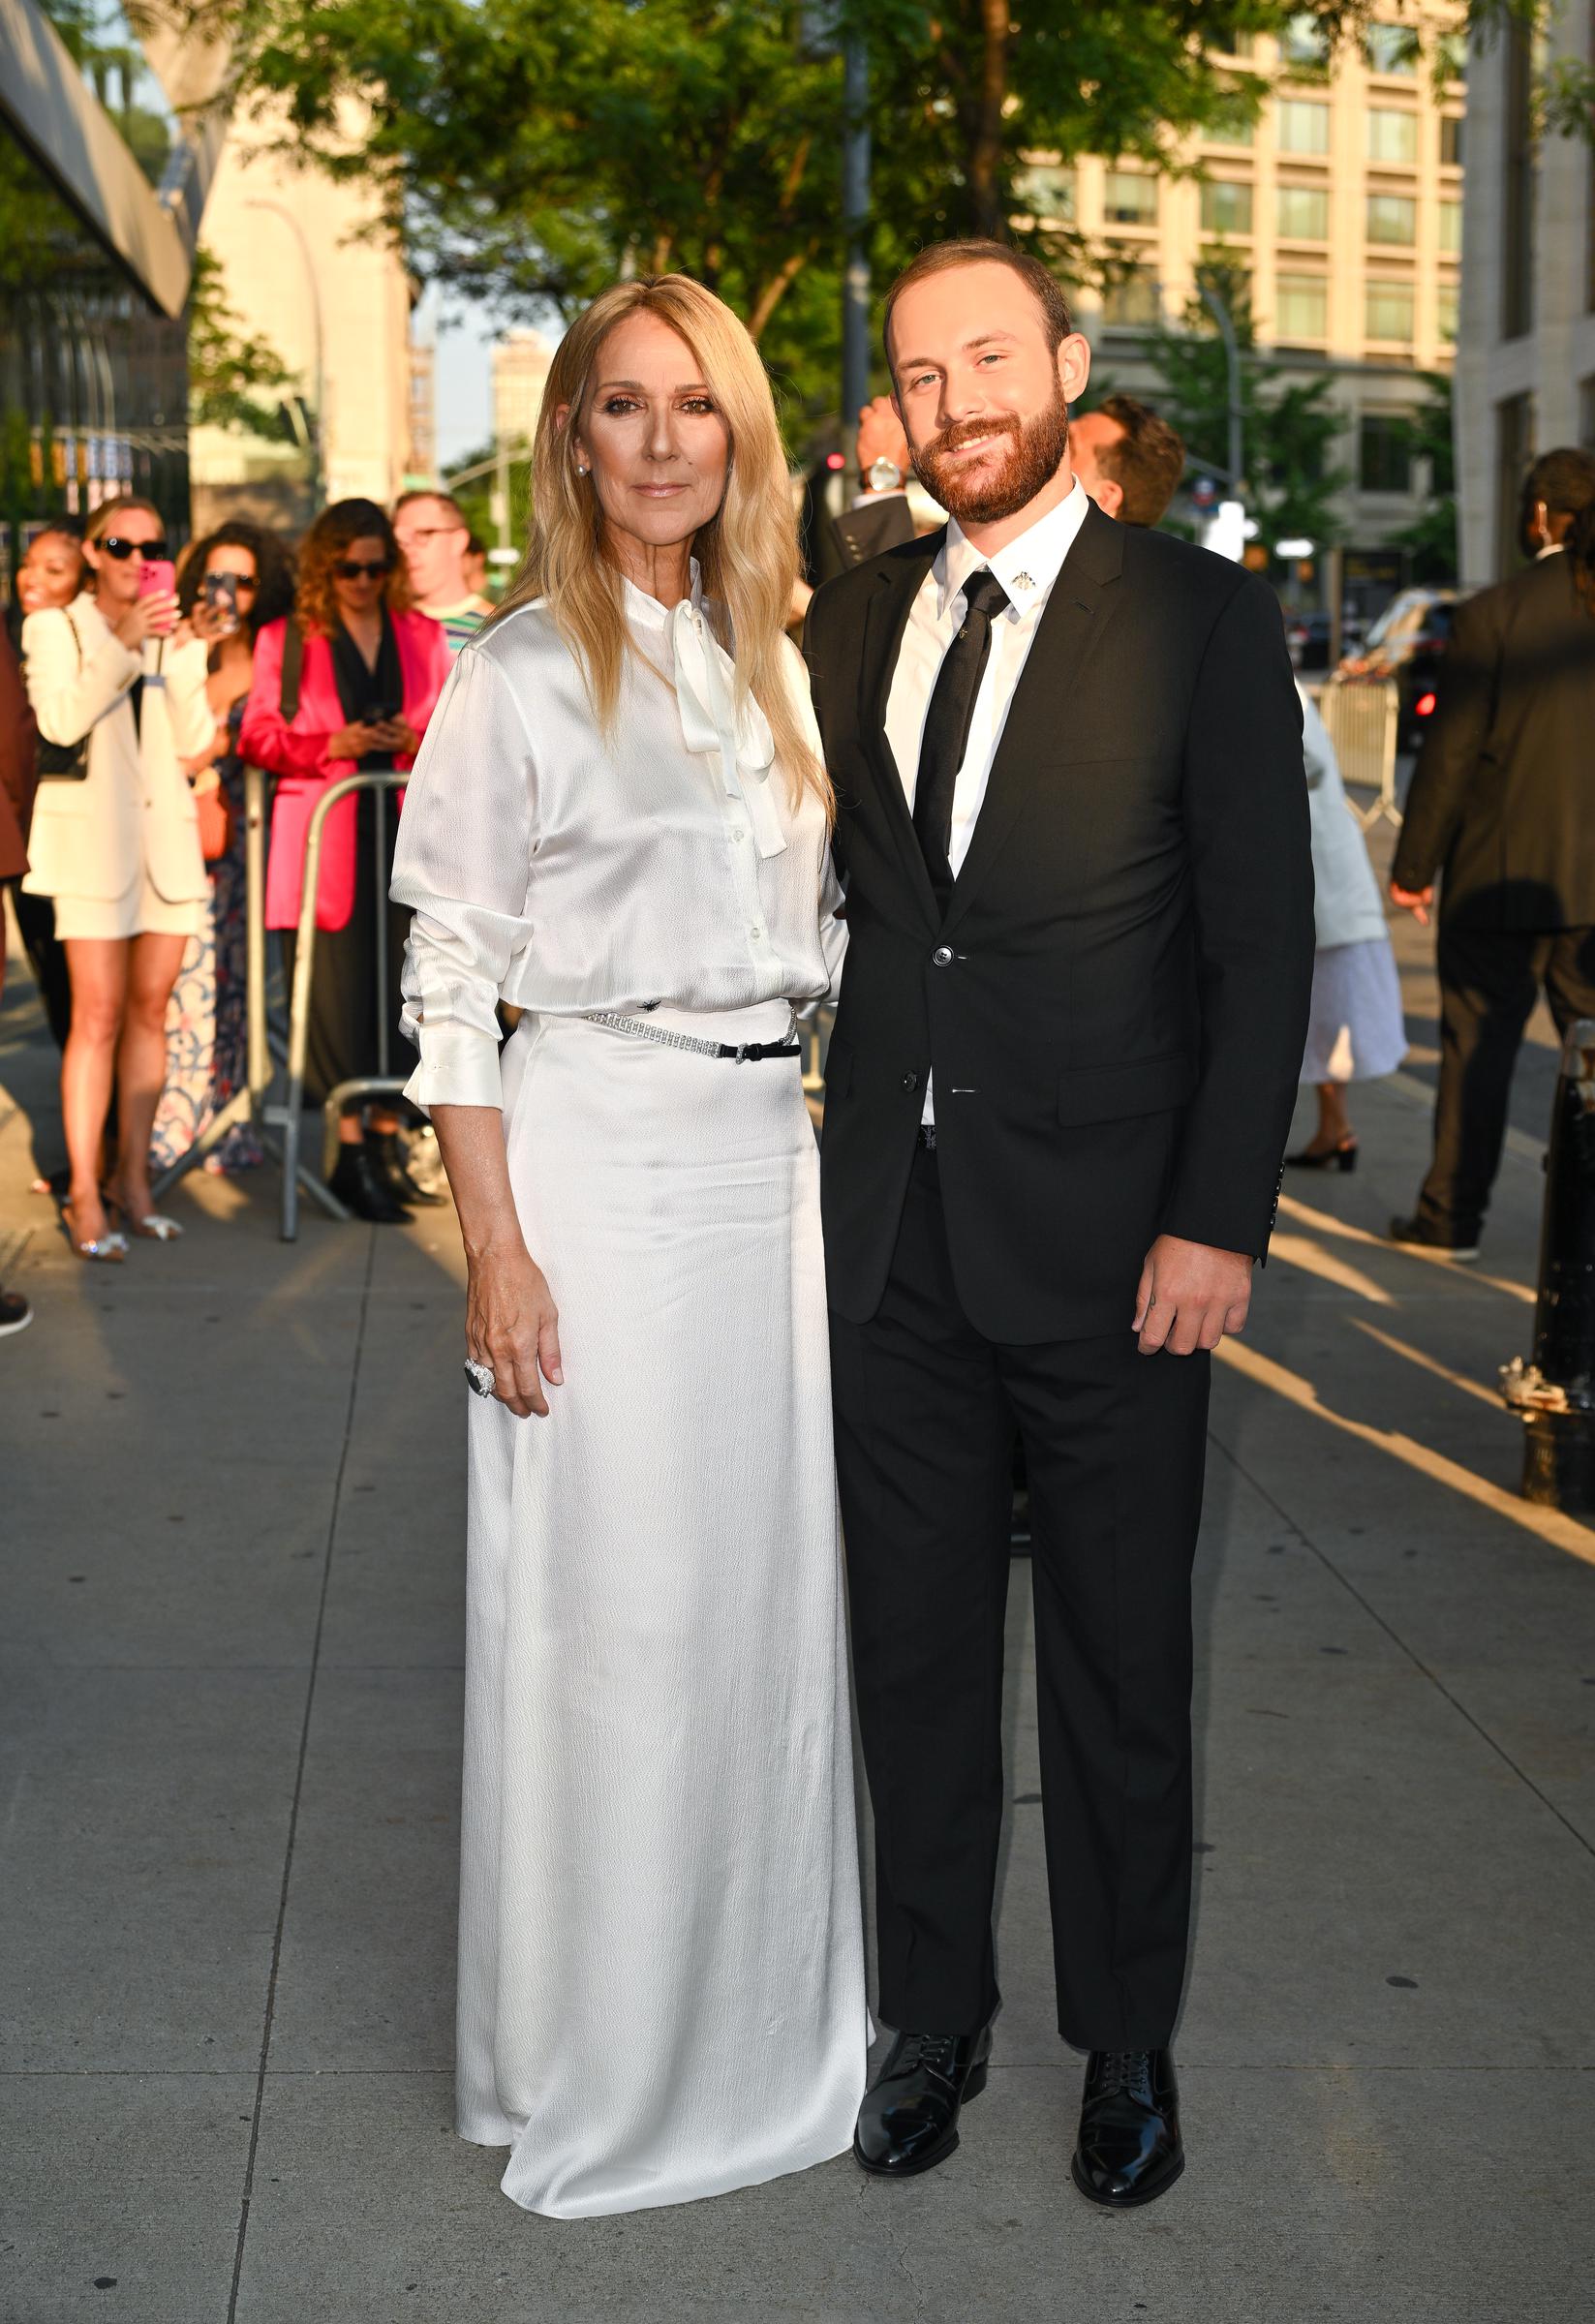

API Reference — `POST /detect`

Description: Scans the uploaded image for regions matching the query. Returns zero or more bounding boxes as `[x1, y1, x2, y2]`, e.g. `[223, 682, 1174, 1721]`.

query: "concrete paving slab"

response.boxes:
[0, 2071, 252, 2324]
[0, 1667, 302, 2074]
[266, 1667, 461, 2073]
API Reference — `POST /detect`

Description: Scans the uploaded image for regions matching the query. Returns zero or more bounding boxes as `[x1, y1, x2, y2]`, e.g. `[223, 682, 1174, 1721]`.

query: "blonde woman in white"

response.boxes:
[390, 277, 866, 2218]
[1286, 681, 1408, 1168]
[22, 497, 218, 1257]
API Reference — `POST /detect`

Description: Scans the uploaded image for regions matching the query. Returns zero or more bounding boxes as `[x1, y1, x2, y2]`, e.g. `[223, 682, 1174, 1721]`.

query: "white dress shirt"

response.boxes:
[391, 568, 844, 1112]
[882, 477, 1090, 1121]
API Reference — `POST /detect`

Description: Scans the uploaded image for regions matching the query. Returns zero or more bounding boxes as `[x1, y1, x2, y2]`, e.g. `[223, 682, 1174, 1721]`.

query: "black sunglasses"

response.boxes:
[101, 535, 169, 561]
[333, 558, 394, 581]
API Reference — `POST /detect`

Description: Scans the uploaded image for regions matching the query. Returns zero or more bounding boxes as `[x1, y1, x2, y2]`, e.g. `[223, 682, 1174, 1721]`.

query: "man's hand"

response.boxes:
[1133, 1235, 1253, 1356]
[1390, 879, 1433, 927]
[857, 395, 911, 483]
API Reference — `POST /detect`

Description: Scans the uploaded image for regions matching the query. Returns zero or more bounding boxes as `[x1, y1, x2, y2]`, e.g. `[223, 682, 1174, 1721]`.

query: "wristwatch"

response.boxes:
[867, 456, 905, 493]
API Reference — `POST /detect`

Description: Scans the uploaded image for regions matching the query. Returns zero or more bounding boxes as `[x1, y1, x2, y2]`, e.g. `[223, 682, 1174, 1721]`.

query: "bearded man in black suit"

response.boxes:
[803, 240, 1314, 2208]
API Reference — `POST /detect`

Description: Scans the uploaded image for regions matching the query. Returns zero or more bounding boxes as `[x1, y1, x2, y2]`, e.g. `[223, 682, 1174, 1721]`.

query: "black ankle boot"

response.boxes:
[329, 1142, 412, 1224]
[365, 1128, 445, 1208]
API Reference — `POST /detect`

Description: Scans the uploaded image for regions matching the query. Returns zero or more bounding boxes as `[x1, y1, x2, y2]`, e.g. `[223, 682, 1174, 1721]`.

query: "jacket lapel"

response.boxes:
[855, 530, 943, 926]
[941, 501, 1125, 938]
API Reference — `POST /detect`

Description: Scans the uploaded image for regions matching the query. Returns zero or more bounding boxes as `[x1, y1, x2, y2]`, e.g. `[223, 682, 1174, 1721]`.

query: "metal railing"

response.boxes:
[278, 772, 411, 1241]
[1315, 676, 1402, 832]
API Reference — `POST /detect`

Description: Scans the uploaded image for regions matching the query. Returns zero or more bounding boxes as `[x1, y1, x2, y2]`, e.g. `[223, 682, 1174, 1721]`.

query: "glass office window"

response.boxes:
[1200, 178, 1254, 235]
[1366, 194, 1417, 245]
[1360, 414, 1412, 493]
[1276, 184, 1330, 239]
[1436, 279, 1459, 342]
[1438, 199, 1462, 254]
[1440, 114, 1463, 167]
[1365, 21, 1419, 75]
[1281, 12, 1329, 66]
[1101, 265, 1161, 327]
[1277, 100, 1330, 155]
[1365, 279, 1416, 341]
[1205, 94, 1255, 147]
[1103, 171, 1158, 226]
[1016, 163, 1076, 223]
[1366, 108, 1419, 165]
[1274, 274, 1329, 340]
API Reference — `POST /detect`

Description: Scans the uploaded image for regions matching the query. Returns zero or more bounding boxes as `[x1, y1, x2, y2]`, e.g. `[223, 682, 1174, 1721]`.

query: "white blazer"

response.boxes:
[20, 592, 211, 905]
[1299, 682, 1390, 951]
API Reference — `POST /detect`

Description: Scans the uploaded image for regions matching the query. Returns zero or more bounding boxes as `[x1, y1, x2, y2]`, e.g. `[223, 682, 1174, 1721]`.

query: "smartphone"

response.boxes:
[200, 570, 243, 635]
[138, 557, 177, 599]
[367, 700, 403, 724]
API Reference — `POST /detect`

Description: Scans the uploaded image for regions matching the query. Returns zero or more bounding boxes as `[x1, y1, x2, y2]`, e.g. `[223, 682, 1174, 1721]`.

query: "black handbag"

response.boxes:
[33, 610, 92, 782]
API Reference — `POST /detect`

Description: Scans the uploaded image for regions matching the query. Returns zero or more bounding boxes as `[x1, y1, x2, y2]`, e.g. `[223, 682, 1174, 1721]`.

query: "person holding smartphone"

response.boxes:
[20, 496, 224, 1259]
[242, 498, 450, 1221]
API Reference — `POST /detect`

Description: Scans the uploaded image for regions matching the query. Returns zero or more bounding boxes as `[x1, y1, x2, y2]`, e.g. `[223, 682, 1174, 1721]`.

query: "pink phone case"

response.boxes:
[138, 558, 177, 598]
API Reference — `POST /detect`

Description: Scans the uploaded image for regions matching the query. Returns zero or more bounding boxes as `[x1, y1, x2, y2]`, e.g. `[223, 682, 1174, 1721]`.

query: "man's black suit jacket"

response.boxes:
[804, 501, 1315, 1343]
[1391, 551, 1595, 932]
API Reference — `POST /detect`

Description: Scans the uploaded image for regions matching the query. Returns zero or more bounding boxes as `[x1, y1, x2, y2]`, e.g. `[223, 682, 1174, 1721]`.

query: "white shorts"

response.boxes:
[51, 872, 202, 943]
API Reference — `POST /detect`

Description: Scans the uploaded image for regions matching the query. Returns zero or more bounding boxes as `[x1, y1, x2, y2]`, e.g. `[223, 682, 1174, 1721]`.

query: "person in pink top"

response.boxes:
[242, 498, 451, 1219]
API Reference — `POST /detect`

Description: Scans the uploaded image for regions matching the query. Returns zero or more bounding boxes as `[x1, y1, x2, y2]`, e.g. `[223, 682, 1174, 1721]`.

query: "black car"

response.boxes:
[1285, 611, 1334, 674]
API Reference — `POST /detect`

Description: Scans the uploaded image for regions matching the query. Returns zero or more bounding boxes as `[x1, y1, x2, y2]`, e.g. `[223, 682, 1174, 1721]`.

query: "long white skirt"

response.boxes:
[456, 1000, 868, 2218]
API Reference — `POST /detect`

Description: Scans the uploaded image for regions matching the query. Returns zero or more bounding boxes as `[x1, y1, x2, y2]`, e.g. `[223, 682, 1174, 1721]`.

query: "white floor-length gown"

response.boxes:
[390, 570, 867, 2218]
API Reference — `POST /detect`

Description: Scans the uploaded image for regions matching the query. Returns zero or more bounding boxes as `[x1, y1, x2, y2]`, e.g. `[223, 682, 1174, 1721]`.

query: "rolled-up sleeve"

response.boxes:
[389, 642, 537, 1113]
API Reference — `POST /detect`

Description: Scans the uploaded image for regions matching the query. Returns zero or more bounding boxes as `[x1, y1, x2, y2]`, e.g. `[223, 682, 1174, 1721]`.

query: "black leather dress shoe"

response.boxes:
[854, 2026, 992, 2177]
[1071, 2048, 1183, 2209]
[366, 1129, 445, 1207]
[329, 1143, 412, 1224]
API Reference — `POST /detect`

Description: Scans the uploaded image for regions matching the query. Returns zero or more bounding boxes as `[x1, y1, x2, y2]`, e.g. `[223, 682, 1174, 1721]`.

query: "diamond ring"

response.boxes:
[463, 1359, 496, 1398]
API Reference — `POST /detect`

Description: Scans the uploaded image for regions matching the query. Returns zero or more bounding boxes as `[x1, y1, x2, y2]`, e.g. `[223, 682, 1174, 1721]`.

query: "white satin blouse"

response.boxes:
[390, 571, 844, 1112]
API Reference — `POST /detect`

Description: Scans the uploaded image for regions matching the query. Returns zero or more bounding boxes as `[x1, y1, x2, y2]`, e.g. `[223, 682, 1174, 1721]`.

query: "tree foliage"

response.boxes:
[1142, 259, 1349, 549]
[186, 243, 301, 439]
[1387, 371, 1459, 582]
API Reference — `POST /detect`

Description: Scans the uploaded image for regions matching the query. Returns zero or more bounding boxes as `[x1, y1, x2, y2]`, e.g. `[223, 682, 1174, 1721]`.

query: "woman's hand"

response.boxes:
[465, 1239, 565, 1419]
[111, 593, 177, 653]
[327, 721, 383, 760]
[370, 715, 420, 757]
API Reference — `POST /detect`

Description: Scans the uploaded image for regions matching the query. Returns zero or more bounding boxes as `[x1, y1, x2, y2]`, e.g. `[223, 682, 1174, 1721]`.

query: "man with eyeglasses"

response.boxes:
[392, 491, 494, 655]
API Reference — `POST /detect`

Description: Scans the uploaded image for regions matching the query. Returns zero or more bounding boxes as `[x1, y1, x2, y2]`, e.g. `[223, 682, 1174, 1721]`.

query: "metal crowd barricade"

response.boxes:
[1316, 676, 1402, 832]
[278, 771, 411, 1241]
[150, 760, 342, 1221]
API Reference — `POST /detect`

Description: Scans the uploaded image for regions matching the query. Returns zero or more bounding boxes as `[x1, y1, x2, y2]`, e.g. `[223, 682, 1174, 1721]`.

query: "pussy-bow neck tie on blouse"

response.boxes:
[668, 598, 787, 860]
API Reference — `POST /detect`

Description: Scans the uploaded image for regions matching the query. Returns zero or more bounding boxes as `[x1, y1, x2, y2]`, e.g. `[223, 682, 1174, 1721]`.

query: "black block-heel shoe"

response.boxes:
[1285, 1138, 1358, 1172]
[328, 1143, 412, 1224]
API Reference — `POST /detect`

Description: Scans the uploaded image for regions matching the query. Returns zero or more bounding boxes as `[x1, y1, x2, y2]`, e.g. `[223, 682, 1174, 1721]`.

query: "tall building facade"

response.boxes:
[192, 100, 416, 532]
[492, 330, 555, 454]
[0, 0, 193, 591]
[1029, 8, 1464, 615]
[1453, 3, 1595, 584]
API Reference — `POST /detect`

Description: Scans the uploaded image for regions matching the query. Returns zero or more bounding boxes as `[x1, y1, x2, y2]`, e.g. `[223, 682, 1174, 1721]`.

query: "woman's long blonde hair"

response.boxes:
[492, 276, 828, 817]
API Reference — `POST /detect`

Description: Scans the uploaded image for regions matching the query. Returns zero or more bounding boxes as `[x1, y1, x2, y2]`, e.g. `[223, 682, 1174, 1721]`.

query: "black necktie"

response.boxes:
[911, 568, 1010, 903]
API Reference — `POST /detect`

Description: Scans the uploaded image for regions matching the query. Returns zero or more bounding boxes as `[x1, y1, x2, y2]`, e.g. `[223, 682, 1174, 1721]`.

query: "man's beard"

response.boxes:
[910, 387, 1071, 525]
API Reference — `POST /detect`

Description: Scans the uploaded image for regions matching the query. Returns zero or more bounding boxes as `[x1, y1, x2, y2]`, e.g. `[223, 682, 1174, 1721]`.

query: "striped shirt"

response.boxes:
[426, 596, 493, 657]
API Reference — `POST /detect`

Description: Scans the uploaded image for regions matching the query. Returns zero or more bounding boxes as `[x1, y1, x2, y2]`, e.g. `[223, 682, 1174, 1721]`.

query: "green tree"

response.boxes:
[186, 244, 303, 441]
[1387, 372, 1458, 584]
[1142, 260, 1348, 549]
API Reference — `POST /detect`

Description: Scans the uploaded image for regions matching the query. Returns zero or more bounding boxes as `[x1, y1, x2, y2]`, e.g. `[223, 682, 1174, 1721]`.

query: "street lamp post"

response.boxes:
[841, 26, 871, 485]
[1197, 276, 1244, 500]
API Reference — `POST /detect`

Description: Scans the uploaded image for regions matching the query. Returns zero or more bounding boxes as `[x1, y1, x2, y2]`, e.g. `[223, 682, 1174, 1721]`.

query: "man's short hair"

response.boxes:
[883, 238, 1075, 376]
[1089, 396, 1187, 528]
[1523, 447, 1595, 519]
[392, 487, 470, 525]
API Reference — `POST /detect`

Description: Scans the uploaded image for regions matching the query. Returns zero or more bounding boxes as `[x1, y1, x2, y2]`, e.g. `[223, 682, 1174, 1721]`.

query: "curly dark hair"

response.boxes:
[176, 520, 298, 638]
[294, 498, 413, 637]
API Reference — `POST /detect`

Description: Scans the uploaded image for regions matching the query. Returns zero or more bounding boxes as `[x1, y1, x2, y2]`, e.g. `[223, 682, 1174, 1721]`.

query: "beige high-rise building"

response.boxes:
[1028, 8, 1465, 615]
[1453, 4, 1595, 584]
[492, 330, 555, 454]
[191, 100, 416, 531]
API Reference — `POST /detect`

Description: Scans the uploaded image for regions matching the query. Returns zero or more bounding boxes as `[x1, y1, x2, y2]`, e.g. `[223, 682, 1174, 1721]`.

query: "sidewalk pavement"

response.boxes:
[3, 901, 1594, 2324]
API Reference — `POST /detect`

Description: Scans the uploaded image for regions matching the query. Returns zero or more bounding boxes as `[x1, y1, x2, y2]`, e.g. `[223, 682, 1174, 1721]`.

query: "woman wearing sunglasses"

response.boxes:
[242, 499, 451, 1220]
[150, 523, 299, 1177]
[20, 495, 222, 1260]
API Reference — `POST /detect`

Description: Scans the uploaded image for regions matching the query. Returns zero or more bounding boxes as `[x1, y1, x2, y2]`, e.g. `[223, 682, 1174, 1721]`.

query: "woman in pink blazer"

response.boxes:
[242, 499, 451, 1220]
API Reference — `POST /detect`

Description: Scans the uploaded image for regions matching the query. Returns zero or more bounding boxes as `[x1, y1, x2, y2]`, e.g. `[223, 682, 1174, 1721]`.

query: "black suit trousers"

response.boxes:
[830, 1144, 1210, 2051]
[1417, 924, 1595, 1239]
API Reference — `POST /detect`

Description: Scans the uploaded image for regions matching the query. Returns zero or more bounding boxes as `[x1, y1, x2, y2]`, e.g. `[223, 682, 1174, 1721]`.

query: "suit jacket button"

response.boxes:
[902, 1072, 917, 1090]
[932, 945, 953, 966]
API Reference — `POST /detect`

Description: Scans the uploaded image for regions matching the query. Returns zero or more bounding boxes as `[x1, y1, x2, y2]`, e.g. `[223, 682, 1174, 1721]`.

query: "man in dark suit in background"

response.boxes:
[1389, 446, 1595, 1259]
[804, 240, 1313, 2210]
[1069, 394, 1187, 530]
